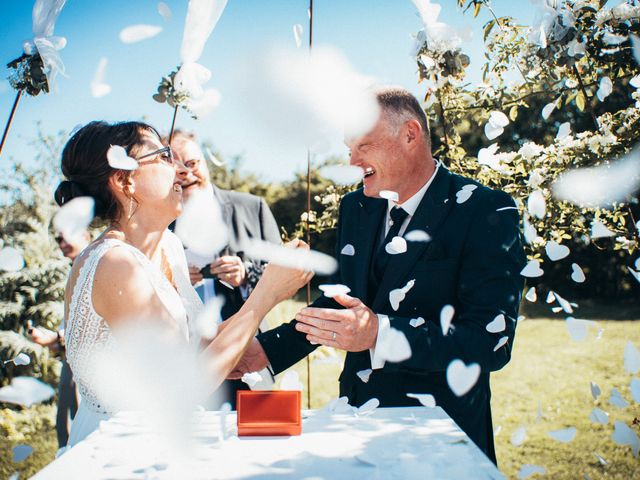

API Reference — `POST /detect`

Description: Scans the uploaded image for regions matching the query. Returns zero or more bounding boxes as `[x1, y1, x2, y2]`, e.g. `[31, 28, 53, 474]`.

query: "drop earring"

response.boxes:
[127, 197, 135, 220]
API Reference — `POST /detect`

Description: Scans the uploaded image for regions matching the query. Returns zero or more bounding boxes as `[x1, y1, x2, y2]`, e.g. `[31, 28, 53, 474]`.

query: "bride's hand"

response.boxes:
[255, 239, 314, 304]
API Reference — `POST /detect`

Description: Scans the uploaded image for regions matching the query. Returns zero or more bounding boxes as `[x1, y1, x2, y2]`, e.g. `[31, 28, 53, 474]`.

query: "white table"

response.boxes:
[34, 406, 503, 479]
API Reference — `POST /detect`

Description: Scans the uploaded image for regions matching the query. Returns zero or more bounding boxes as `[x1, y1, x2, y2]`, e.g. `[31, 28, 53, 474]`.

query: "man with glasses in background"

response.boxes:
[169, 131, 281, 407]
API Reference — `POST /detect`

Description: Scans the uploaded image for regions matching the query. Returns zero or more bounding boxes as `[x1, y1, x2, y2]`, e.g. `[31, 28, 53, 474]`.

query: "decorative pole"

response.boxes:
[0, 91, 23, 157]
[168, 105, 179, 143]
[304, 0, 314, 410]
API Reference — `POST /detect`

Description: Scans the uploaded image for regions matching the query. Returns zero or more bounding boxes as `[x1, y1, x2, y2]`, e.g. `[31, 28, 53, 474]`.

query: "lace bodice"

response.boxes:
[65, 232, 203, 415]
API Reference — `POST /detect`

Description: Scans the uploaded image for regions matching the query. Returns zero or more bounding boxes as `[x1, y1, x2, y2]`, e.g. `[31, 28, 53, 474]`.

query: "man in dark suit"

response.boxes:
[171, 131, 281, 405]
[233, 87, 526, 463]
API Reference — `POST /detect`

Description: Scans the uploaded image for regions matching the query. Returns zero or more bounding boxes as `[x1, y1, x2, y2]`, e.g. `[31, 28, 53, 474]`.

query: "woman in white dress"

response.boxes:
[54, 121, 312, 447]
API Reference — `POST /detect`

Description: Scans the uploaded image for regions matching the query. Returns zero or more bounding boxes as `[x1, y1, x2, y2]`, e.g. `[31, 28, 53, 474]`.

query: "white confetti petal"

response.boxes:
[489, 110, 509, 128]
[0, 247, 25, 272]
[446, 359, 480, 397]
[409, 317, 425, 328]
[241, 371, 263, 388]
[556, 122, 571, 140]
[385, 236, 407, 255]
[525, 287, 537, 302]
[107, 145, 138, 170]
[157, 2, 172, 21]
[591, 219, 616, 239]
[376, 326, 412, 363]
[520, 260, 544, 278]
[53, 197, 95, 246]
[565, 317, 595, 341]
[404, 230, 431, 242]
[389, 279, 415, 311]
[379, 190, 399, 202]
[589, 407, 609, 424]
[356, 369, 372, 383]
[90, 57, 111, 98]
[4, 352, 31, 367]
[545, 241, 570, 261]
[610, 388, 629, 408]
[319, 165, 364, 185]
[462, 184, 478, 191]
[571, 263, 586, 283]
[631, 378, 640, 403]
[486, 314, 506, 333]
[541, 101, 556, 120]
[176, 189, 228, 261]
[119, 24, 163, 44]
[248, 239, 337, 275]
[293, 24, 303, 48]
[628, 267, 640, 284]
[631, 74, 640, 89]
[12, 444, 33, 463]
[456, 188, 474, 204]
[596, 76, 613, 102]
[357, 398, 379, 415]
[517, 464, 546, 479]
[547, 427, 577, 443]
[612, 420, 639, 457]
[593, 453, 608, 465]
[484, 122, 504, 140]
[440, 304, 454, 335]
[511, 426, 527, 446]
[551, 307, 563, 313]
[493, 336, 509, 352]
[624, 341, 640, 374]
[280, 371, 304, 391]
[407, 393, 436, 407]
[0, 377, 55, 407]
[318, 284, 351, 298]
[590, 381, 601, 400]
[341, 244, 355, 256]
[527, 190, 546, 219]
[554, 292, 574, 314]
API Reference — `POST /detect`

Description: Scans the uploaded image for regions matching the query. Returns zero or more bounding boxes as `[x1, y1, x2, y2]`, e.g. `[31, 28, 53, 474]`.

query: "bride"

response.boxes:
[54, 121, 312, 447]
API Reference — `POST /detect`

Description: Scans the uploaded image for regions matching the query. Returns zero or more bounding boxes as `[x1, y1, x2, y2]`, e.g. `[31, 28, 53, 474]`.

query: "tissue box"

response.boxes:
[236, 390, 302, 436]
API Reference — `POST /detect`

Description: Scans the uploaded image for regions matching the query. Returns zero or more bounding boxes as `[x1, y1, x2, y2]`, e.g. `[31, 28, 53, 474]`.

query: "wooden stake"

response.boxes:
[0, 90, 23, 158]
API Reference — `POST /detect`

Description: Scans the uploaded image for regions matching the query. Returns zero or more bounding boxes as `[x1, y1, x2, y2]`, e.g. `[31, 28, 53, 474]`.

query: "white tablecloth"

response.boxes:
[34, 406, 503, 479]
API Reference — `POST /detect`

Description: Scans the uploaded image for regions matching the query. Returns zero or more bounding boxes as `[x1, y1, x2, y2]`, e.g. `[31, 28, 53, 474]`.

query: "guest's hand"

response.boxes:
[27, 323, 59, 349]
[228, 338, 269, 379]
[211, 255, 246, 287]
[189, 265, 204, 286]
[294, 294, 378, 352]
[254, 239, 314, 304]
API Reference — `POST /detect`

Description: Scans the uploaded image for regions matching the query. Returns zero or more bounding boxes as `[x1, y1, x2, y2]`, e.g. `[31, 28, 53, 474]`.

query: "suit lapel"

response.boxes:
[347, 195, 386, 301]
[373, 167, 454, 310]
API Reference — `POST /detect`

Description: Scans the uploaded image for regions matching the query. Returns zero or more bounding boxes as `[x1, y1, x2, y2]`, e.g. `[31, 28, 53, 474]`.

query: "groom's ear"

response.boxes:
[404, 119, 422, 147]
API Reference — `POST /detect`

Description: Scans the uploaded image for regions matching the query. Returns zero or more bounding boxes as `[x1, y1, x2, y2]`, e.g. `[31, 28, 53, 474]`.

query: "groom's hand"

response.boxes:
[228, 338, 269, 379]
[294, 294, 378, 352]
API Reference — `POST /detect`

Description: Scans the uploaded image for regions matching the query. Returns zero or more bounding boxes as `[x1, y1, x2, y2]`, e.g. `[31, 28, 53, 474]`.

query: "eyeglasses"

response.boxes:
[136, 146, 175, 166]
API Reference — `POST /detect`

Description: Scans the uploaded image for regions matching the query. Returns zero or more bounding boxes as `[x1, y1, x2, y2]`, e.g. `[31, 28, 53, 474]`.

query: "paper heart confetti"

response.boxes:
[446, 359, 480, 397]
[525, 287, 537, 302]
[409, 317, 425, 328]
[493, 336, 509, 352]
[520, 260, 544, 278]
[612, 420, 639, 457]
[293, 23, 303, 48]
[511, 426, 527, 446]
[0, 376, 55, 407]
[456, 185, 478, 204]
[440, 304, 455, 335]
[376, 327, 412, 363]
[3, 353, 30, 367]
[547, 427, 577, 443]
[527, 190, 546, 219]
[318, 284, 351, 298]
[12, 444, 33, 463]
[565, 317, 595, 341]
[590, 381, 601, 400]
[545, 241, 570, 261]
[407, 393, 436, 407]
[404, 230, 431, 242]
[571, 263, 585, 283]
[107, 145, 138, 170]
[556, 122, 571, 140]
[357, 398, 379, 416]
[589, 407, 609, 425]
[241, 371, 263, 388]
[119, 24, 163, 44]
[379, 190, 399, 202]
[486, 314, 506, 333]
[389, 279, 415, 311]
[631, 378, 640, 403]
[90, 57, 111, 98]
[610, 388, 629, 408]
[319, 165, 364, 185]
[340, 244, 355, 256]
[356, 369, 372, 383]
[385, 236, 407, 255]
[0, 247, 25, 272]
[517, 464, 545, 479]
[591, 219, 615, 239]
[53, 196, 95, 246]
[624, 341, 640, 374]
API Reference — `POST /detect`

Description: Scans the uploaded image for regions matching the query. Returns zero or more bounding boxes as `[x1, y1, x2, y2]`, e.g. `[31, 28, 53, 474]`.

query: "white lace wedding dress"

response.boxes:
[64, 231, 203, 448]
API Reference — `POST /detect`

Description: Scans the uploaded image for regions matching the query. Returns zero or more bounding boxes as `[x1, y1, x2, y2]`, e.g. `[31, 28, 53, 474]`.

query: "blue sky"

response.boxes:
[0, 0, 536, 182]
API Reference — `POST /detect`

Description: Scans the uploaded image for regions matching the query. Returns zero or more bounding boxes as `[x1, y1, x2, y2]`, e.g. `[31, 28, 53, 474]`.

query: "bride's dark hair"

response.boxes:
[54, 121, 160, 222]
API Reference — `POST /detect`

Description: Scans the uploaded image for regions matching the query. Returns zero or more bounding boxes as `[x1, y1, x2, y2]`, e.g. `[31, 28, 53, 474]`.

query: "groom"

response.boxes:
[235, 86, 525, 463]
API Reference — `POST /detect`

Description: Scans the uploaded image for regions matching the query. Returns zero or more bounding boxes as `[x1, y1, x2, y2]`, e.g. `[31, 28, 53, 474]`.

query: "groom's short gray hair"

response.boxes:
[375, 86, 430, 144]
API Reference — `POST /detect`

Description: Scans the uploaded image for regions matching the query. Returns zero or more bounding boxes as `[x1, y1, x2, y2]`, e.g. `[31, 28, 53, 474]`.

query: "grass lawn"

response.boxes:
[2, 300, 639, 479]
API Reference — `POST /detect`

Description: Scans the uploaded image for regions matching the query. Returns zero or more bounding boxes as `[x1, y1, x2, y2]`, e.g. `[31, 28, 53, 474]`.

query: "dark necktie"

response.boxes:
[372, 206, 409, 283]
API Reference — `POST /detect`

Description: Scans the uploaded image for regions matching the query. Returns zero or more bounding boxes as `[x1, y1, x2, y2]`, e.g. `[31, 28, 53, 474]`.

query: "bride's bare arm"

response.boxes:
[201, 240, 313, 391]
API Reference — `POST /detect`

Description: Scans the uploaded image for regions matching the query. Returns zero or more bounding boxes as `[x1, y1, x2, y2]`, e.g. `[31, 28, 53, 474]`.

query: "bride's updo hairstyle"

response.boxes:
[54, 121, 160, 222]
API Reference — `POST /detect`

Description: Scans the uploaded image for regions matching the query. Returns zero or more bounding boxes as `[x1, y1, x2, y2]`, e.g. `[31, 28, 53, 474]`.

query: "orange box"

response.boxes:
[236, 390, 302, 436]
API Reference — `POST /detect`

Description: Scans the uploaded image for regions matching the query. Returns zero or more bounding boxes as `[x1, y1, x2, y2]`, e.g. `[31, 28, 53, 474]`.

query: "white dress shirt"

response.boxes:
[370, 162, 441, 369]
